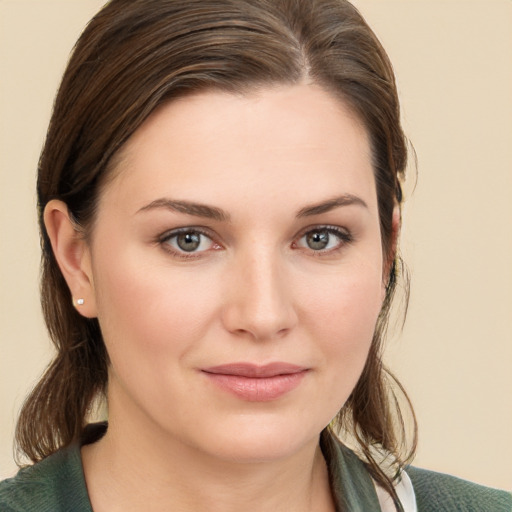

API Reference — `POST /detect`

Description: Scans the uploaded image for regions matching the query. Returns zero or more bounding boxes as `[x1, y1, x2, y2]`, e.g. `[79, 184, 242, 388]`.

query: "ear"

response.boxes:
[382, 205, 401, 295]
[43, 200, 97, 318]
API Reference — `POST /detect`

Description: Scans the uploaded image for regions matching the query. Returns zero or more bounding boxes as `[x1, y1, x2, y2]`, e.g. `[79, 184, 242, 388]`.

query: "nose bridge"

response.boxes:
[222, 244, 297, 340]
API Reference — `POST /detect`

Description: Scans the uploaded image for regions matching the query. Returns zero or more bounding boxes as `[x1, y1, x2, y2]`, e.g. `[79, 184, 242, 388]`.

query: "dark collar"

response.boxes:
[321, 429, 381, 511]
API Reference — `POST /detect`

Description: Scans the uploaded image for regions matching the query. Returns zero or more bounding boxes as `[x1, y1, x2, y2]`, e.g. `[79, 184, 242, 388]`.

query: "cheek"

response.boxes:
[303, 259, 383, 339]
[91, 246, 220, 363]
[300, 264, 383, 398]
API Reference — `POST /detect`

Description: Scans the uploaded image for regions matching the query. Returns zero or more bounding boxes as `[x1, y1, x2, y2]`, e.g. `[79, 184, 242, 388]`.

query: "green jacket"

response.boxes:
[1, 430, 511, 511]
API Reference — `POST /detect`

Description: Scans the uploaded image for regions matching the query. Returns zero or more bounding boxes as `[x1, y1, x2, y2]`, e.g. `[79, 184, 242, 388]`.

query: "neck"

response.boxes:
[82, 415, 334, 512]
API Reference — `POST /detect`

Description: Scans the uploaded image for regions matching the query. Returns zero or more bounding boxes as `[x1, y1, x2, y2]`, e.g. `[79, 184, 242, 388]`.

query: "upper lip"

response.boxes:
[202, 362, 307, 378]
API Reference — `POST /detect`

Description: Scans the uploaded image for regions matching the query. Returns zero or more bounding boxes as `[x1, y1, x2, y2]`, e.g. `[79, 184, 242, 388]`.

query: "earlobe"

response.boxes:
[43, 200, 97, 318]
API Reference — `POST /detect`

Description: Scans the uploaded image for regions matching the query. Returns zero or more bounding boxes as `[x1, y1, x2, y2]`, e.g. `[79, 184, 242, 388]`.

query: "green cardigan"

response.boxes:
[1, 429, 511, 511]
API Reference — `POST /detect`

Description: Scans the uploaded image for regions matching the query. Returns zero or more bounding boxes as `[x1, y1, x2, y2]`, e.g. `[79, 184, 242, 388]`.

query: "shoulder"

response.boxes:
[0, 444, 91, 512]
[407, 466, 512, 512]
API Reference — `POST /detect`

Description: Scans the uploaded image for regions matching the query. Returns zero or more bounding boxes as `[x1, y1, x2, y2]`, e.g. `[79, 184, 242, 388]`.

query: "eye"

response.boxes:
[160, 228, 218, 255]
[295, 227, 352, 253]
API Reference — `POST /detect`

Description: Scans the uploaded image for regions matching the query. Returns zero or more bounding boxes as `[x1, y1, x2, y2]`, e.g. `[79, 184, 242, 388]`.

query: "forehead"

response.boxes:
[100, 83, 376, 215]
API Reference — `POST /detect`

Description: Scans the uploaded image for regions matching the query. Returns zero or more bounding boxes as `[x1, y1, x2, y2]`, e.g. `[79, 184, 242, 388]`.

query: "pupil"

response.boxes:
[177, 232, 201, 252]
[307, 231, 329, 250]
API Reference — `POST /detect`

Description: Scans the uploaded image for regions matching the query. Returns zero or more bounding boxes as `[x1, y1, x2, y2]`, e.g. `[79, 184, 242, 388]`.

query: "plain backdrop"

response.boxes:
[1, 0, 511, 491]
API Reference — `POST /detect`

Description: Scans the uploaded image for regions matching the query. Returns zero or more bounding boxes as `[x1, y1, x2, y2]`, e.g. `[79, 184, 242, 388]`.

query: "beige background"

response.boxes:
[1, 0, 511, 490]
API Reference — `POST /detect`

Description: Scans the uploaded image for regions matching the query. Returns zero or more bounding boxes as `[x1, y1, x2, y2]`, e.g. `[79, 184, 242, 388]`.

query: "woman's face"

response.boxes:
[84, 84, 386, 462]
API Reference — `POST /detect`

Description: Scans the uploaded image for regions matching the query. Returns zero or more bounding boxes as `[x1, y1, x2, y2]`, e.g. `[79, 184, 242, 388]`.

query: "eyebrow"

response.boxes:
[137, 198, 230, 222]
[137, 193, 367, 222]
[296, 194, 368, 217]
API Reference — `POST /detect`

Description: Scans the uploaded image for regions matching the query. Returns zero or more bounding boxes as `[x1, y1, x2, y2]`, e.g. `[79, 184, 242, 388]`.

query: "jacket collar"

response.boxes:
[321, 429, 382, 511]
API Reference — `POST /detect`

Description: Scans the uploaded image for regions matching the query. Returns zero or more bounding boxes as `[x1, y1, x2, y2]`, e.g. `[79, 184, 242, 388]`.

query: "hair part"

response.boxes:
[17, 1, 416, 509]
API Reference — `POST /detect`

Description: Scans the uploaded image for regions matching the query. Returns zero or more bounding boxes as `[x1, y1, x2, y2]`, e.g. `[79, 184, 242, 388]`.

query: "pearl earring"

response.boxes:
[76, 298, 85, 306]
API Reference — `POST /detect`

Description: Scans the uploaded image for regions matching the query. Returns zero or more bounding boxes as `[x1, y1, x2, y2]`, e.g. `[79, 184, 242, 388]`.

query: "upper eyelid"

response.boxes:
[158, 223, 349, 236]
[295, 224, 351, 238]
[159, 226, 215, 241]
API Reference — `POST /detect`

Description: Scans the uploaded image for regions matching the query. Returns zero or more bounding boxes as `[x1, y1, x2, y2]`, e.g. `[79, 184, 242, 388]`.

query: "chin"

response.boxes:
[191, 415, 323, 464]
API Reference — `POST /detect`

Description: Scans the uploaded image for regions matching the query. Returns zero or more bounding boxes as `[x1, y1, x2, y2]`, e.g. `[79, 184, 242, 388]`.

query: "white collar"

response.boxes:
[373, 470, 417, 512]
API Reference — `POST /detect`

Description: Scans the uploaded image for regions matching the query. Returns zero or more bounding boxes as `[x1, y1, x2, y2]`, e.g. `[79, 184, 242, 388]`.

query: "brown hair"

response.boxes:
[17, 0, 416, 508]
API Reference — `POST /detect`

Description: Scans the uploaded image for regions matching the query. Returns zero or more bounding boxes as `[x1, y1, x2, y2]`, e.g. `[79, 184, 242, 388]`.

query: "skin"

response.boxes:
[45, 83, 394, 512]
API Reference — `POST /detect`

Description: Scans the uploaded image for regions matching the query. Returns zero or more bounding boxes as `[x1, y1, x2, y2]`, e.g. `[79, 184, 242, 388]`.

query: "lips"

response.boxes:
[201, 363, 308, 402]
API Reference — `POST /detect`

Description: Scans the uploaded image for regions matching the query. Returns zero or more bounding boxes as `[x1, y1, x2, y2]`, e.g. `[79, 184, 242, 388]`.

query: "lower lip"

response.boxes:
[203, 371, 307, 402]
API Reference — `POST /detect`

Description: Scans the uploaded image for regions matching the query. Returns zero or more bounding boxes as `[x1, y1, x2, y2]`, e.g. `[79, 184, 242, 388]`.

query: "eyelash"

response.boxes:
[293, 225, 354, 257]
[158, 227, 219, 260]
[157, 225, 353, 260]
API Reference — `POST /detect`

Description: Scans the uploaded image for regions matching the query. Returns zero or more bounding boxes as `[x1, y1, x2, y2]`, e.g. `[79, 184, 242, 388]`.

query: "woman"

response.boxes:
[0, 1, 510, 511]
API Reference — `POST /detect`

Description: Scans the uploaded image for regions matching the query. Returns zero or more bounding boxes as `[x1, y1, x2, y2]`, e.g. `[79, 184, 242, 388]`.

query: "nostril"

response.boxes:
[221, 299, 298, 341]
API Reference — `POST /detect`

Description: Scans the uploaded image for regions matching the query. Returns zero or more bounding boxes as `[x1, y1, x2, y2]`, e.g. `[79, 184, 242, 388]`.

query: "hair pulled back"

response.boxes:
[17, 0, 415, 508]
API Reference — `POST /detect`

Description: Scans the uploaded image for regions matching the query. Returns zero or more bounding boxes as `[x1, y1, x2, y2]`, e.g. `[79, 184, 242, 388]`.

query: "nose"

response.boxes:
[221, 248, 298, 341]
